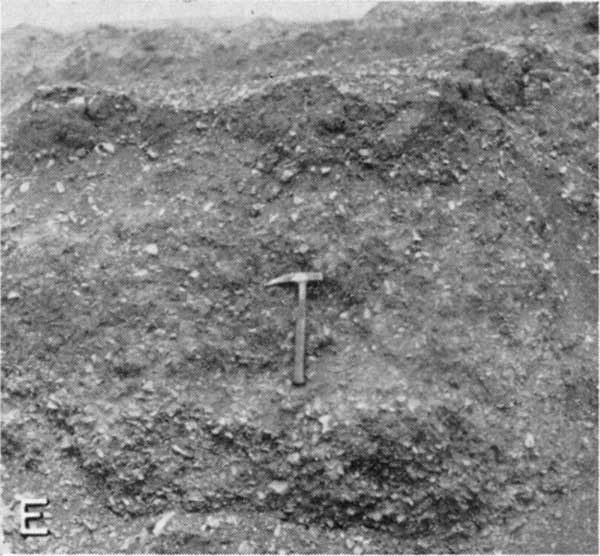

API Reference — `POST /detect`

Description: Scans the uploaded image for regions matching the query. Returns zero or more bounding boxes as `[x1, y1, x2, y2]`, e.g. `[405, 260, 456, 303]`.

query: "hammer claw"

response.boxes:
[265, 272, 322, 287]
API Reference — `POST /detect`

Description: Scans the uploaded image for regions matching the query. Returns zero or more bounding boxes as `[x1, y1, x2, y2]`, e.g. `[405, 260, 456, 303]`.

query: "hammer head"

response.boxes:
[265, 271, 323, 287]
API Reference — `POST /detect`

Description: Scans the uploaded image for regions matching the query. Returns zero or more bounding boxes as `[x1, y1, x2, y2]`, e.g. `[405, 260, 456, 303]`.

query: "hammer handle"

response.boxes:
[294, 281, 307, 385]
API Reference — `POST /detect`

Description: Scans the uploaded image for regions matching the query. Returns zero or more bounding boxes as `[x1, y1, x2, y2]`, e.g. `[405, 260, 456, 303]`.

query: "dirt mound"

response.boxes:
[43, 392, 556, 547]
[218, 74, 392, 140]
[2, 83, 209, 170]
[0, 24, 64, 60]
[213, 75, 396, 169]
[0, 24, 236, 113]
[228, 17, 290, 50]
[210, 73, 481, 195]
[363, 2, 490, 25]
[0, 25, 67, 114]
[460, 44, 526, 112]
[57, 27, 206, 82]
[3, 84, 140, 169]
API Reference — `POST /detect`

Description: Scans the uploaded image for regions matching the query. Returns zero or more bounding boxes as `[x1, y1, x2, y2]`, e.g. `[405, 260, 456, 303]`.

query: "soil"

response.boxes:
[1, 2, 598, 553]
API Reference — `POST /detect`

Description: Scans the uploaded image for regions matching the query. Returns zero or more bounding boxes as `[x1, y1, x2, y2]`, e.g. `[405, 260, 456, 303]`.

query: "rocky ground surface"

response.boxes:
[1, 2, 598, 553]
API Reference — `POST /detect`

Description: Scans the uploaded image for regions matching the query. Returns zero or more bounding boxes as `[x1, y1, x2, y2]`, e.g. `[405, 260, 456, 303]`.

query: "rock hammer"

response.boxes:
[265, 271, 323, 386]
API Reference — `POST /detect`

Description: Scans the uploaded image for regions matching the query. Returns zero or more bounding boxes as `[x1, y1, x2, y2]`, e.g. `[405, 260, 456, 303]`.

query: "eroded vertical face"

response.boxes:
[1, 2, 598, 554]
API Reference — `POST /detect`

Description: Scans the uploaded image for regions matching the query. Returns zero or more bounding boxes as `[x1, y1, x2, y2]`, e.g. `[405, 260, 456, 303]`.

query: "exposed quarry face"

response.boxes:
[1, 3, 598, 553]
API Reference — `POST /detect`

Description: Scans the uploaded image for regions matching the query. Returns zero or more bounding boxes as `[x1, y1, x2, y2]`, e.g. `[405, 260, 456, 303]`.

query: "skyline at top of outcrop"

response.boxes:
[1, 0, 378, 30]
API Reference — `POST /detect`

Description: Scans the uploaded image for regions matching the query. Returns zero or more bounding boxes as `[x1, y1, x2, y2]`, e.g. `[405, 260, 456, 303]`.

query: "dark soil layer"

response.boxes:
[1, 2, 598, 554]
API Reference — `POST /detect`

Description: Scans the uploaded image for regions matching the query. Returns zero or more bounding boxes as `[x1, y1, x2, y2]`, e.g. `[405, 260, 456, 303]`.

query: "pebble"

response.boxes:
[141, 380, 155, 394]
[286, 452, 301, 465]
[66, 96, 86, 111]
[268, 481, 290, 495]
[407, 398, 421, 412]
[524, 432, 535, 448]
[205, 515, 222, 529]
[318, 414, 333, 434]
[144, 243, 159, 256]
[238, 540, 254, 554]
[280, 168, 297, 183]
[193, 296, 213, 317]
[19, 182, 30, 193]
[250, 203, 263, 217]
[152, 510, 175, 536]
[100, 142, 116, 154]
[55, 181, 65, 194]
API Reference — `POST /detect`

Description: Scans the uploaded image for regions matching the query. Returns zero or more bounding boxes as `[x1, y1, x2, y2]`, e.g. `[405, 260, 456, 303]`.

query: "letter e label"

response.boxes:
[20, 497, 49, 537]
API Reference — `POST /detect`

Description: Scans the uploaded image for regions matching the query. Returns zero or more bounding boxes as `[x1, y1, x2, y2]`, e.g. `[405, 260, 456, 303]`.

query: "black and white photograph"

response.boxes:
[0, 0, 598, 553]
